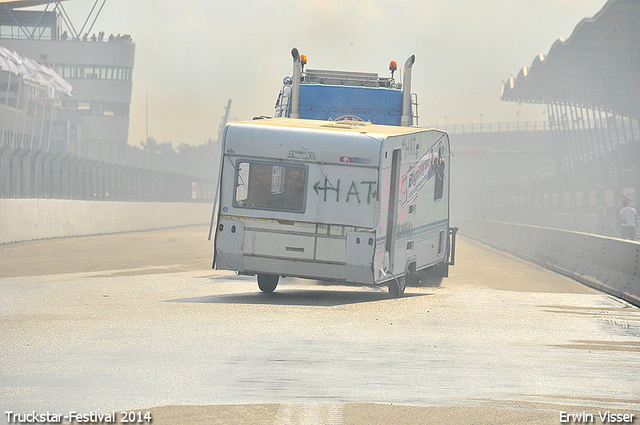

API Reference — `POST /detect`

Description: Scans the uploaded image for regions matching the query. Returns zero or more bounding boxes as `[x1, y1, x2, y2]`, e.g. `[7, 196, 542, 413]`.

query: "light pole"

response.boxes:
[145, 90, 149, 169]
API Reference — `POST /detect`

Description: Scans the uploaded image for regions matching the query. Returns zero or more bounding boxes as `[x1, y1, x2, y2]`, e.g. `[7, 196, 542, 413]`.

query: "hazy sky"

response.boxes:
[62, 0, 606, 146]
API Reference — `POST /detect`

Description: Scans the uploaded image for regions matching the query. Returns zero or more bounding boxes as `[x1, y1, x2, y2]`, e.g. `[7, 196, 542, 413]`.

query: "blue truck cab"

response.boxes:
[274, 48, 418, 127]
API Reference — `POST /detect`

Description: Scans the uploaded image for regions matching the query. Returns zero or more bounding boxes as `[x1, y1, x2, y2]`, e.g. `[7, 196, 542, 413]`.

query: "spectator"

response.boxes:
[618, 199, 638, 240]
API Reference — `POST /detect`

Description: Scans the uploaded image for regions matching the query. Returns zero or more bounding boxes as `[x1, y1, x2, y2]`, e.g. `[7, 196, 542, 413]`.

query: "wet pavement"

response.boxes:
[1, 227, 638, 424]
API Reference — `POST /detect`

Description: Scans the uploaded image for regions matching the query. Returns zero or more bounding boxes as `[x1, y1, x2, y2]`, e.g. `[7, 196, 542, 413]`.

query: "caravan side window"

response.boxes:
[434, 143, 445, 201]
[434, 161, 444, 201]
[234, 161, 306, 212]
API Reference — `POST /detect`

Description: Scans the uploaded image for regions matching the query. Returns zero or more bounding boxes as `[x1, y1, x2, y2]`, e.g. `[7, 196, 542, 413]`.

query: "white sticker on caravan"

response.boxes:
[288, 150, 317, 160]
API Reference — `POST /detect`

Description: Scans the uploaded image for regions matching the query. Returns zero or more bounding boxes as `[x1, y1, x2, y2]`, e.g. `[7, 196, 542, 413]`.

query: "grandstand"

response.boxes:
[493, 0, 639, 235]
[0, 0, 135, 162]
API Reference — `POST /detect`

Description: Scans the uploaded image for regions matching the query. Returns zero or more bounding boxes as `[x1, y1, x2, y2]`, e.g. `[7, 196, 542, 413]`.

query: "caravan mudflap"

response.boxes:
[215, 218, 245, 271]
[345, 231, 376, 284]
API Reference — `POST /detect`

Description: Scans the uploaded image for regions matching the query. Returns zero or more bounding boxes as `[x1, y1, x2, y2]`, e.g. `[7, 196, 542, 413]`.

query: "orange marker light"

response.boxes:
[389, 60, 397, 72]
[301, 54, 307, 65]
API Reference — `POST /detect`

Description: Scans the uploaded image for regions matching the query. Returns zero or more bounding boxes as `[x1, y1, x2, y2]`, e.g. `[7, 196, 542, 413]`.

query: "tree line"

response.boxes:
[124, 137, 217, 180]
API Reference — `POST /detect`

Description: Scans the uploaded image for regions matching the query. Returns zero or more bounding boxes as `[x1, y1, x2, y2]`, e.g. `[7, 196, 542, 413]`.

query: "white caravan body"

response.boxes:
[212, 118, 451, 294]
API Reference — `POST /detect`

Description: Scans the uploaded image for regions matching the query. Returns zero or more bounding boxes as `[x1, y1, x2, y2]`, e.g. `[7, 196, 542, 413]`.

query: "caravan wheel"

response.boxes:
[388, 275, 406, 298]
[257, 274, 279, 293]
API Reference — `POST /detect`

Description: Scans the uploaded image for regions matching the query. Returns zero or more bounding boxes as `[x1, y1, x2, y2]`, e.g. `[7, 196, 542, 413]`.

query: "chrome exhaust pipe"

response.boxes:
[291, 48, 301, 119]
[401, 55, 415, 127]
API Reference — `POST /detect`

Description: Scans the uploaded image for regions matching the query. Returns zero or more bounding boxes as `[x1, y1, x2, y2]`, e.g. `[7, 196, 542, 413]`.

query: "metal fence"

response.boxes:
[0, 146, 214, 202]
[430, 120, 551, 134]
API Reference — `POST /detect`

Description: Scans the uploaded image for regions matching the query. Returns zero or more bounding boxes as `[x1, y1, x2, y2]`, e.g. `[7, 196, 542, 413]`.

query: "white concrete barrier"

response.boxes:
[461, 218, 640, 308]
[0, 199, 213, 244]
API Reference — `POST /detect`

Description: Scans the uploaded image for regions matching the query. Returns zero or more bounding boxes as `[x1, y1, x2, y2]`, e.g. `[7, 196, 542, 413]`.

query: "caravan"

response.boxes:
[211, 117, 455, 297]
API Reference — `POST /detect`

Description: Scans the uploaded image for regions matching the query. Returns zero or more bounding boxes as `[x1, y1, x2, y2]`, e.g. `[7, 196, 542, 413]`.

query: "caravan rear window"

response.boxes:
[234, 161, 306, 212]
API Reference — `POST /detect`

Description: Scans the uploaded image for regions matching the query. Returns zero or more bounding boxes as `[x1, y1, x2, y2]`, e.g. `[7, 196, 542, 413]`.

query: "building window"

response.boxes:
[0, 25, 52, 40]
[63, 101, 129, 117]
[54, 65, 133, 81]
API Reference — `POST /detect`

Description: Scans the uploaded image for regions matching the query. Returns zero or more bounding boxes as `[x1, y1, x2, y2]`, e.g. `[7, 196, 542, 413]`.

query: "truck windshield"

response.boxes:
[234, 161, 306, 212]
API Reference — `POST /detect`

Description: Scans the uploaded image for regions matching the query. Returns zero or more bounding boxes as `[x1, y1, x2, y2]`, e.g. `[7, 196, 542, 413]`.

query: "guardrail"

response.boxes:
[0, 198, 213, 244]
[460, 218, 640, 308]
[0, 146, 214, 202]
[430, 121, 551, 134]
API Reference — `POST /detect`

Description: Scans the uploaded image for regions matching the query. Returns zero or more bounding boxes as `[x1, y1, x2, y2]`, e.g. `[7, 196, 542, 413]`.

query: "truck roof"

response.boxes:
[224, 118, 434, 166]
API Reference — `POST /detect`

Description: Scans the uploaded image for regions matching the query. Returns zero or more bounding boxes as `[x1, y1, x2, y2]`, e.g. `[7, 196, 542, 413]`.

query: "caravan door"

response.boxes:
[385, 148, 402, 273]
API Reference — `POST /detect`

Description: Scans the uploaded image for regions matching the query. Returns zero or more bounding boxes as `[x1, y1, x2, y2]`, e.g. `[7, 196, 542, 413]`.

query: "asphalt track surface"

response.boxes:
[1, 225, 639, 424]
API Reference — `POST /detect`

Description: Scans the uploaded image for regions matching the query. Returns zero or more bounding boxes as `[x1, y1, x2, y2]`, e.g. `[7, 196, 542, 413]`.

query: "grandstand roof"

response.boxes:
[0, 0, 67, 8]
[500, 0, 640, 119]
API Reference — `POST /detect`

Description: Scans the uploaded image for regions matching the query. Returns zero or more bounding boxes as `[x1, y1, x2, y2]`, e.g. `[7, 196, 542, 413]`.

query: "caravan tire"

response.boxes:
[257, 274, 279, 293]
[388, 275, 406, 298]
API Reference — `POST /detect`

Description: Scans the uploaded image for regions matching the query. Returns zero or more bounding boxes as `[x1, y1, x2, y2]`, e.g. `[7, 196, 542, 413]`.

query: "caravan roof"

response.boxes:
[224, 118, 427, 166]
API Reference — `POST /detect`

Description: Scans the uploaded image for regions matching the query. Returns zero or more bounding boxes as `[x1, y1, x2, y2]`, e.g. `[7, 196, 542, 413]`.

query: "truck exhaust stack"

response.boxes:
[401, 55, 415, 127]
[291, 48, 302, 119]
